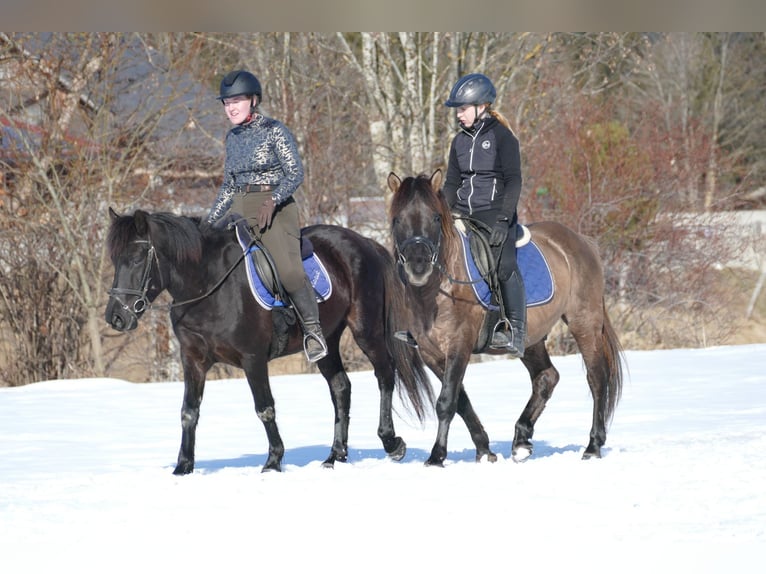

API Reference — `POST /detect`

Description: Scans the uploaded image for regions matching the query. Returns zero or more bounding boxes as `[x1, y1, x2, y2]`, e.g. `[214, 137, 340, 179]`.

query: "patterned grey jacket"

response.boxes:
[207, 114, 304, 224]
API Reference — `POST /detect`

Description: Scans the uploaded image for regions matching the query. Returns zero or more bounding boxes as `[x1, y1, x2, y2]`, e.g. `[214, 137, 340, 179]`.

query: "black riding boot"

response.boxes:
[490, 270, 527, 358]
[289, 282, 328, 363]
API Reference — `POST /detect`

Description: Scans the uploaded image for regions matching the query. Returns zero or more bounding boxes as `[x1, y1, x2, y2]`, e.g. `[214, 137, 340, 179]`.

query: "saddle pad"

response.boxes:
[236, 229, 332, 310]
[458, 228, 554, 309]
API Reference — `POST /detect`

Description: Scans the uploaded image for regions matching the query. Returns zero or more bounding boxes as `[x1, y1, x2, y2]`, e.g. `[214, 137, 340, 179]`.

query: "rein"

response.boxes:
[108, 236, 254, 314]
[165, 242, 251, 309]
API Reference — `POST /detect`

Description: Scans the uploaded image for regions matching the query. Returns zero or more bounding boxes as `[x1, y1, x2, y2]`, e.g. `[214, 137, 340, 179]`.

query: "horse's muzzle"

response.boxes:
[105, 298, 141, 332]
[401, 261, 434, 286]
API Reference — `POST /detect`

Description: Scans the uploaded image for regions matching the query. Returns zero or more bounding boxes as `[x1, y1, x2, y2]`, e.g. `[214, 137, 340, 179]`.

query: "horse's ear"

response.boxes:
[387, 172, 401, 194]
[134, 210, 149, 236]
[430, 169, 443, 193]
[108, 207, 119, 221]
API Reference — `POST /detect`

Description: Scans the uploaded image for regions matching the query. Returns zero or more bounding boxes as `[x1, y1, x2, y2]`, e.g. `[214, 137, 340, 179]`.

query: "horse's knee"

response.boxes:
[256, 406, 275, 422]
[181, 407, 199, 428]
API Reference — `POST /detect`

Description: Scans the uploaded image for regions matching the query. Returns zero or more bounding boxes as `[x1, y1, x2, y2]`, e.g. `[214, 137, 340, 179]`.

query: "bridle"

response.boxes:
[107, 239, 158, 322]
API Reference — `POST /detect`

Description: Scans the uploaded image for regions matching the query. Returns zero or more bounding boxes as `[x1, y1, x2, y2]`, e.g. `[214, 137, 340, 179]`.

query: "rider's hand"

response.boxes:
[489, 216, 510, 246]
[257, 196, 276, 229]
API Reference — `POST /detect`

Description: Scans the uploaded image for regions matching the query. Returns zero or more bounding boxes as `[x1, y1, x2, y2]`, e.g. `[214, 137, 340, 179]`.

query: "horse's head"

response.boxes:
[104, 208, 202, 331]
[104, 208, 162, 331]
[388, 170, 450, 287]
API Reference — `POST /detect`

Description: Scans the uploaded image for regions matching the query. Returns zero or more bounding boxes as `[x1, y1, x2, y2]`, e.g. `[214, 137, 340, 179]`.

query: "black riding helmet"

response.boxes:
[444, 73, 496, 107]
[218, 70, 262, 103]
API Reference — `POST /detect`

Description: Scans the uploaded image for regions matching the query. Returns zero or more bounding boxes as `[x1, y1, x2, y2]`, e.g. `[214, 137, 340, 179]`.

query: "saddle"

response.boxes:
[453, 216, 553, 353]
[234, 220, 332, 310]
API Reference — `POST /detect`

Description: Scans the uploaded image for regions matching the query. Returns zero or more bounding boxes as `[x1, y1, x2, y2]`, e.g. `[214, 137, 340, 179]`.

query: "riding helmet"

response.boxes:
[444, 73, 496, 107]
[218, 70, 262, 101]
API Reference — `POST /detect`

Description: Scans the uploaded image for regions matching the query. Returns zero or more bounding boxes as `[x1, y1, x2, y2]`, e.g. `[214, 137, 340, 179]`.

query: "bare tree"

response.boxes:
[0, 33, 217, 385]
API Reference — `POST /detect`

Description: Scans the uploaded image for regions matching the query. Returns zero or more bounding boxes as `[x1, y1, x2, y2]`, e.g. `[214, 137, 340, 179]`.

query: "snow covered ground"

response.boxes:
[1, 344, 764, 573]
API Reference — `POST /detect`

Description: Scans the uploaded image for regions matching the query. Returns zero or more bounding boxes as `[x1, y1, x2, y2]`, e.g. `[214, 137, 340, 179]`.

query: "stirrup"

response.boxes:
[303, 331, 328, 363]
[394, 330, 418, 348]
[488, 319, 512, 350]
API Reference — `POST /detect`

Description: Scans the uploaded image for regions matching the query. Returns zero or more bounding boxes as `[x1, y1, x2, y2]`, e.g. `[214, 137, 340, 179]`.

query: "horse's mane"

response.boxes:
[107, 211, 203, 265]
[390, 173, 458, 264]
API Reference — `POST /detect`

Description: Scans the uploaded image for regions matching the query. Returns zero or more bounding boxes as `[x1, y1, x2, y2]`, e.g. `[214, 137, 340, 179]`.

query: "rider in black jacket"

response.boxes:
[441, 73, 526, 358]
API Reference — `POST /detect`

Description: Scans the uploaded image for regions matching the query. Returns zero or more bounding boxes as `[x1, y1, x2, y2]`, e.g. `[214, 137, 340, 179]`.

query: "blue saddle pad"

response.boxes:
[236, 228, 332, 310]
[457, 227, 554, 309]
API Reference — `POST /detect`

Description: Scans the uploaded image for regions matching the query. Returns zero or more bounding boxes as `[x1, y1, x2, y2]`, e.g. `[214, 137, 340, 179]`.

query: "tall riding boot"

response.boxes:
[490, 270, 527, 358]
[289, 281, 328, 363]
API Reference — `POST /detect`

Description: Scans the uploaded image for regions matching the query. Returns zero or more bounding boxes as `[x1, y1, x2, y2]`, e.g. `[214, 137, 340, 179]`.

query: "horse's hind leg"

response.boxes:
[315, 332, 352, 467]
[515, 340, 560, 462]
[570, 321, 618, 460]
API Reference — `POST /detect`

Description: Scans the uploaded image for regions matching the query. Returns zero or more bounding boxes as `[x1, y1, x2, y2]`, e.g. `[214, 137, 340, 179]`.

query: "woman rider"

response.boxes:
[441, 73, 526, 358]
[206, 69, 327, 363]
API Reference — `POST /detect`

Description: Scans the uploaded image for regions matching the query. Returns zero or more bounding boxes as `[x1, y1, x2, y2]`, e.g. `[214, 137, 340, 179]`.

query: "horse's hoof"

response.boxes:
[476, 451, 498, 463]
[387, 438, 407, 461]
[581, 449, 601, 460]
[424, 458, 444, 468]
[321, 460, 335, 469]
[261, 463, 282, 473]
[512, 446, 532, 463]
[173, 461, 194, 475]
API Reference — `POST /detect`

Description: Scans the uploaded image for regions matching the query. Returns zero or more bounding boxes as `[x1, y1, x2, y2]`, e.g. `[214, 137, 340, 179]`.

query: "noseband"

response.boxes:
[395, 232, 442, 268]
[107, 239, 159, 321]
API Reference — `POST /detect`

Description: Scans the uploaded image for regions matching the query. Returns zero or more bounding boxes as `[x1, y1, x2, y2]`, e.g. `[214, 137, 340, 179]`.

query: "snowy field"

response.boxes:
[1, 344, 764, 573]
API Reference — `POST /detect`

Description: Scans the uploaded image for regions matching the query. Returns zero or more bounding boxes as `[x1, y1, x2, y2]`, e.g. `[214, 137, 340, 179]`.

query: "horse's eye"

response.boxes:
[392, 217, 399, 227]
[433, 213, 441, 224]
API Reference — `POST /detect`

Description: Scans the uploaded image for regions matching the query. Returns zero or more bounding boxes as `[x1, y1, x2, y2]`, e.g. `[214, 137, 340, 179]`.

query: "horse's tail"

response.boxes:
[381, 251, 435, 423]
[600, 300, 625, 425]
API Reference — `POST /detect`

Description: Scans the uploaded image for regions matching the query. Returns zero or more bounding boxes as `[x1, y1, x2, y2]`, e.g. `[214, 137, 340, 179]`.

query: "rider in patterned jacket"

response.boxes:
[207, 69, 327, 363]
[441, 73, 526, 358]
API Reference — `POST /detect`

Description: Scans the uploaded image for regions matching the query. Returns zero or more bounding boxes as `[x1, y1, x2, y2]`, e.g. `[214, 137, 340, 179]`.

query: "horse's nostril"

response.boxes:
[112, 315, 124, 330]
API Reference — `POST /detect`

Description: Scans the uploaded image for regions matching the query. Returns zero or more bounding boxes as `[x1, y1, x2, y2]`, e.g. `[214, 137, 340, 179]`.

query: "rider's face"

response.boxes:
[456, 103, 487, 128]
[222, 95, 252, 125]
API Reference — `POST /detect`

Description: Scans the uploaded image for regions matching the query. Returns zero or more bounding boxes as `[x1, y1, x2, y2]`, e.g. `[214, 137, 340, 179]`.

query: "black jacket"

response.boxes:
[442, 115, 522, 220]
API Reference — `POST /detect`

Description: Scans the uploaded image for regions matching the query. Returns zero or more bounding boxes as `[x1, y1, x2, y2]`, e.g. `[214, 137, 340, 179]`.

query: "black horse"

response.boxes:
[105, 208, 432, 474]
[388, 171, 624, 466]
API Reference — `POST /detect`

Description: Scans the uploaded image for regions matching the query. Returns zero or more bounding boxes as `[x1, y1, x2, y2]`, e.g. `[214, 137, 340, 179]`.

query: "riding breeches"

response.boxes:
[232, 192, 305, 293]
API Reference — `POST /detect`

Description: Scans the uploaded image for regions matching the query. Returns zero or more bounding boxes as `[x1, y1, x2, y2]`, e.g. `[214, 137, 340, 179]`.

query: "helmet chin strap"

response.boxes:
[245, 95, 258, 123]
[460, 104, 487, 130]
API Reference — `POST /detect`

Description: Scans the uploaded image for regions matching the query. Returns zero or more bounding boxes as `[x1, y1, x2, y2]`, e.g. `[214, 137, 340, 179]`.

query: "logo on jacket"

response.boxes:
[482, 140, 491, 150]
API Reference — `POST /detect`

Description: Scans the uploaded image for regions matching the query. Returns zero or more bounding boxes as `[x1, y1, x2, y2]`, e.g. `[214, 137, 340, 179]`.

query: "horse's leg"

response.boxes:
[456, 386, 497, 462]
[515, 340, 560, 462]
[350, 327, 407, 461]
[174, 352, 210, 475]
[242, 355, 285, 472]
[315, 332, 352, 468]
[426, 358, 495, 464]
[425, 352, 475, 467]
[570, 322, 614, 460]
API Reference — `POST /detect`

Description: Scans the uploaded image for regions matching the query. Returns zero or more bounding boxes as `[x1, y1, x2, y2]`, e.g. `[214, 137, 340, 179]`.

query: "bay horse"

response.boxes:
[105, 208, 432, 474]
[388, 171, 624, 466]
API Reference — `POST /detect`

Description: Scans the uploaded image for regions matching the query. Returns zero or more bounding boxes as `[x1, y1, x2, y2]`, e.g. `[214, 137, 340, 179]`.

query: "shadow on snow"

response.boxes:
[190, 440, 593, 472]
